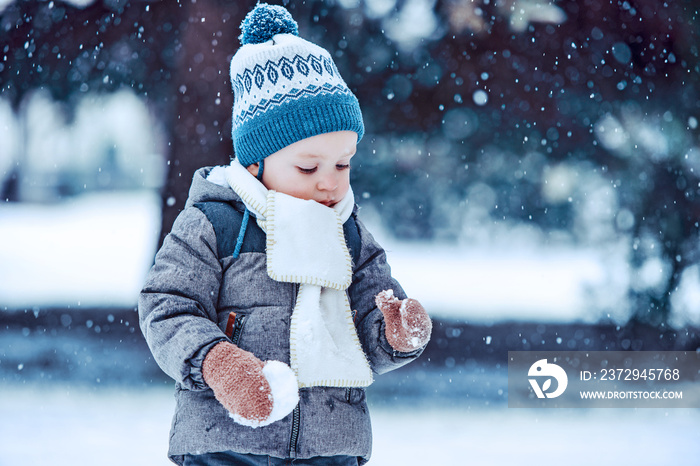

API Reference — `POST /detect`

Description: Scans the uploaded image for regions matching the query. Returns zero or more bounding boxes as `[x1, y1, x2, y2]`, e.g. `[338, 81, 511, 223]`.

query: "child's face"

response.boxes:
[249, 131, 357, 208]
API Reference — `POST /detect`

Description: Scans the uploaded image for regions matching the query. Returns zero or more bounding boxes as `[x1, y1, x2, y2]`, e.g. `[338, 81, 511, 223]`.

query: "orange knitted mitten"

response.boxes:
[375, 290, 432, 353]
[202, 341, 274, 424]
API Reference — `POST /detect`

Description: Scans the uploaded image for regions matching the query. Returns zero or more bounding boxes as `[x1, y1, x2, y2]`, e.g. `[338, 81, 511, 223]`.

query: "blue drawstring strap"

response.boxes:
[232, 160, 264, 259]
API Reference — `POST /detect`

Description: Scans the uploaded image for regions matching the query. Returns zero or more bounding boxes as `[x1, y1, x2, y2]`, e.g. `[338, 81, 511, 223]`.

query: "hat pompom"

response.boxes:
[239, 3, 299, 45]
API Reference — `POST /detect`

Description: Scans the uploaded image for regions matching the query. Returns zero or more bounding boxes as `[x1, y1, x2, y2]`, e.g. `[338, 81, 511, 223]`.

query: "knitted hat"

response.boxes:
[230, 3, 365, 167]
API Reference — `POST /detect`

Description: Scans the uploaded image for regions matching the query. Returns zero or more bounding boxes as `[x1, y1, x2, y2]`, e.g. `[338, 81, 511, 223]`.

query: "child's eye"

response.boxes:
[336, 163, 350, 170]
[297, 166, 317, 174]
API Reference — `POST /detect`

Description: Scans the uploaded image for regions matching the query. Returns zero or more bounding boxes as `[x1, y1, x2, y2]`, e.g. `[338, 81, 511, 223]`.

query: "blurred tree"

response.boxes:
[159, 0, 253, 247]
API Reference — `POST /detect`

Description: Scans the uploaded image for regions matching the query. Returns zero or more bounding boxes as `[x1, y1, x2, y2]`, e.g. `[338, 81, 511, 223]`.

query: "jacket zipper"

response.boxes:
[289, 283, 300, 457]
[289, 404, 300, 457]
[230, 315, 247, 345]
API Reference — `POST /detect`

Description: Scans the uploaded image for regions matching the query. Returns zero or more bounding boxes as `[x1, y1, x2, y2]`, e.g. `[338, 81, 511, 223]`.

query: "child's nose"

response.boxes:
[317, 171, 339, 191]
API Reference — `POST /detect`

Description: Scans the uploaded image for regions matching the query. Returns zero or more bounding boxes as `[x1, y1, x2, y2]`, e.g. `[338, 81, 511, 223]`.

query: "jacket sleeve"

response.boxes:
[348, 215, 425, 375]
[138, 206, 227, 391]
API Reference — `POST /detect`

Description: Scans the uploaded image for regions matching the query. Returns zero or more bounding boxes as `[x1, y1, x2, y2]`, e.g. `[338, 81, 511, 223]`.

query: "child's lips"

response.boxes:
[319, 199, 336, 207]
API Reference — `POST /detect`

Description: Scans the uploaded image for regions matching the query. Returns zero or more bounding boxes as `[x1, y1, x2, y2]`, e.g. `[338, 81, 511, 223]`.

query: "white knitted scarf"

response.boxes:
[221, 160, 373, 388]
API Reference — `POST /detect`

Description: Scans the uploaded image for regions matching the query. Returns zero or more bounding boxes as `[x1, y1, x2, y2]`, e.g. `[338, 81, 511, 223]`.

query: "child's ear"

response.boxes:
[246, 163, 260, 178]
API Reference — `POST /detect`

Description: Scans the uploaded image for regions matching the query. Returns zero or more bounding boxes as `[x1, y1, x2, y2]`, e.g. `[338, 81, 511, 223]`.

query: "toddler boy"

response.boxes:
[139, 4, 431, 465]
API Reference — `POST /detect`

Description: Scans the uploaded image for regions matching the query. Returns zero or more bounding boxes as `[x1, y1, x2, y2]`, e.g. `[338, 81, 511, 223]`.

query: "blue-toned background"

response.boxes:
[1, 0, 699, 464]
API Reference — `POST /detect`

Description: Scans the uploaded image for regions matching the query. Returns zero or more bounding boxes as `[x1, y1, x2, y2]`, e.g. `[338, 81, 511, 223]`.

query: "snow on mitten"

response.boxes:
[375, 290, 432, 352]
[202, 341, 299, 428]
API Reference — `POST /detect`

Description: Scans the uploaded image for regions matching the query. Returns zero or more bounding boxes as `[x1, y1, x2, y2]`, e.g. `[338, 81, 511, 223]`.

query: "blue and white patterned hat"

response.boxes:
[230, 3, 365, 167]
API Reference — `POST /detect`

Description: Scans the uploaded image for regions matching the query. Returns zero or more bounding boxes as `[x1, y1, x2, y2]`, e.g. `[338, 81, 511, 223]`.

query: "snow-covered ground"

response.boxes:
[0, 192, 614, 322]
[1, 384, 698, 466]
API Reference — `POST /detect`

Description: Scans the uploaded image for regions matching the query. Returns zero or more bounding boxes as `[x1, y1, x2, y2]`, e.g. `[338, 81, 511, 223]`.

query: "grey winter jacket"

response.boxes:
[138, 167, 424, 465]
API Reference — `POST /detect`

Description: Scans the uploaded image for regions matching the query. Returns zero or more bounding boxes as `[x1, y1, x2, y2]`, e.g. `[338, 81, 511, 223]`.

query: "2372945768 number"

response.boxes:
[600, 368, 680, 381]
